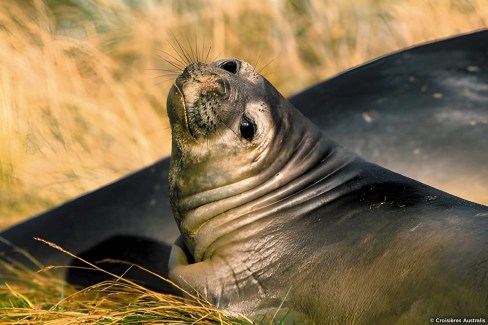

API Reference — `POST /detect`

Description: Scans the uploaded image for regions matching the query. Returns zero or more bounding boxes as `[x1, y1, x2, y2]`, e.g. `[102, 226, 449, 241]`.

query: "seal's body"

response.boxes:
[1, 31, 488, 298]
[167, 59, 488, 322]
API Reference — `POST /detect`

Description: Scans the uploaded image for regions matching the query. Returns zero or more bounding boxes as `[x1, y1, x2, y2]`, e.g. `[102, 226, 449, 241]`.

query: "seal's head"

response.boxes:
[167, 59, 285, 176]
[167, 59, 333, 260]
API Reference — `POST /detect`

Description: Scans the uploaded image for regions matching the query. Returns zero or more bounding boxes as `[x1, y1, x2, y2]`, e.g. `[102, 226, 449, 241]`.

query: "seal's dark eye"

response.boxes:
[221, 60, 239, 74]
[240, 116, 256, 141]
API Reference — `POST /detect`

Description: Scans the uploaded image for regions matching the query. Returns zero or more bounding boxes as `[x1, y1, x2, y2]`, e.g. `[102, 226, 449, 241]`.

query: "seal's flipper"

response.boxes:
[0, 159, 178, 290]
[290, 30, 488, 203]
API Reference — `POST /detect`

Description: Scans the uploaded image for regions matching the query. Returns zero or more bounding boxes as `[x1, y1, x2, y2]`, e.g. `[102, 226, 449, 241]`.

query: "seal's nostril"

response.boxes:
[220, 60, 240, 74]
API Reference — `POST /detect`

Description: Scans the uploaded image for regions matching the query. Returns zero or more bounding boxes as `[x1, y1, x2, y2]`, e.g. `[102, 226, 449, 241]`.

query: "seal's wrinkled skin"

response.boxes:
[167, 59, 488, 322]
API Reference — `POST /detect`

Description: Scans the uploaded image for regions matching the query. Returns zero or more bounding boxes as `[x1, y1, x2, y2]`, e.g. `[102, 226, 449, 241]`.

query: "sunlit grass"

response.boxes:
[1, 278, 251, 324]
[0, 238, 254, 324]
[1, 0, 488, 228]
[0, 0, 171, 228]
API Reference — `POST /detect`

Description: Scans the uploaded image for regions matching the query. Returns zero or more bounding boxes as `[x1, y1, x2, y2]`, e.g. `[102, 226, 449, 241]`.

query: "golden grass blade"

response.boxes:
[0, 239, 254, 324]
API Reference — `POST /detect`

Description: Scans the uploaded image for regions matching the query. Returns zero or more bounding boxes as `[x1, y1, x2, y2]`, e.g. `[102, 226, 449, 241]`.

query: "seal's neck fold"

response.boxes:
[184, 108, 358, 261]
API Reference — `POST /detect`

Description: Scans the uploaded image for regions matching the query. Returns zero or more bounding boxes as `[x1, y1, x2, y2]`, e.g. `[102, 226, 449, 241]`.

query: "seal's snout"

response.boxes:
[176, 62, 229, 98]
[201, 78, 228, 99]
[168, 60, 238, 140]
[176, 61, 206, 88]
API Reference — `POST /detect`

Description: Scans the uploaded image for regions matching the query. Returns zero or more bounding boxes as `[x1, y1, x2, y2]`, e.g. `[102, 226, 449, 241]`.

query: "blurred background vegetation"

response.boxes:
[1, 0, 487, 229]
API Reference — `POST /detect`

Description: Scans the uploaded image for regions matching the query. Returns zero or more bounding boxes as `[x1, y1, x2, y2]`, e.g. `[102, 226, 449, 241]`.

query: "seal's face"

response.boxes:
[168, 60, 267, 143]
[167, 60, 292, 239]
[167, 60, 280, 163]
[167, 59, 327, 259]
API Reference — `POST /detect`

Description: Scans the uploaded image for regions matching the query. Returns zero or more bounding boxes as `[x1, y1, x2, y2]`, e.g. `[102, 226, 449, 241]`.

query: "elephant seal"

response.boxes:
[2, 30, 488, 295]
[167, 59, 488, 323]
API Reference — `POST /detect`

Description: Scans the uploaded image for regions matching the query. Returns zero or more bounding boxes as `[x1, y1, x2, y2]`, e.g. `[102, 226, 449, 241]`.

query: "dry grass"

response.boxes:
[1, 0, 488, 229]
[0, 0, 171, 227]
[0, 238, 253, 324]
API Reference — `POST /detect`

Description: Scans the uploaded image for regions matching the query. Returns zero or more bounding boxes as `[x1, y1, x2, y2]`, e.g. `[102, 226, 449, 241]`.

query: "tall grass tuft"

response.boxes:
[0, 0, 171, 228]
[1, 271, 253, 324]
[0, 238, 253, 324]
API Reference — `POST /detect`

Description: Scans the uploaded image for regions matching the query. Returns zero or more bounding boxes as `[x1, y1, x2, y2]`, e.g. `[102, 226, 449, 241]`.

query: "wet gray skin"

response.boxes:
[167, 59, 488, 322]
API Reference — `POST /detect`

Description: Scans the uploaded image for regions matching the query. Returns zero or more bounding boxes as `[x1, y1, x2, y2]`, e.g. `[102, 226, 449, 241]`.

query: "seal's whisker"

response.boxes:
[145, 68, 176, 71]
[146, 67, 181, 75]
[257, 56, 278, 75]
[195, 37, 200, 63]
[166, 34, 189, 67]
[261, 71, 276, 79]
[162, 59, 185, 73]
[253, 53, 262, 72]
[184, 33, 198, 64]
[199, 37, 206, 63]
[183, 34, 195, 64]
[157, 51, 187, 72]
[172, 36, 193, 67]
[151, 73, 179, 80]
[154, 77, 180, 86]
[204, 45, 212, 64]
[154, 59, 183, 76]
[214, 114, 239, 140]
[163, 43, 188, 68]
[213, 123, 228, 147]
[209, 49, 224, 65]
